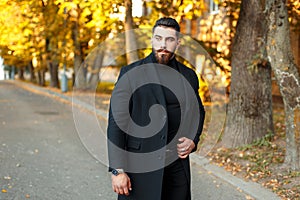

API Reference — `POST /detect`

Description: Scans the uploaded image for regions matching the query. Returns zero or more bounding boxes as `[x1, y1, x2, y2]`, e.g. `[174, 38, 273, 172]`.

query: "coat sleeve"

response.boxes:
[190, 71, 205, 153]
[107, 67, 130, 171]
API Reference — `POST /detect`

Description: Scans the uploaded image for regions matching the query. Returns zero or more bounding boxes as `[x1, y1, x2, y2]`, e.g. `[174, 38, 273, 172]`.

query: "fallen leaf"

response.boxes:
[245, 195, 254, 200]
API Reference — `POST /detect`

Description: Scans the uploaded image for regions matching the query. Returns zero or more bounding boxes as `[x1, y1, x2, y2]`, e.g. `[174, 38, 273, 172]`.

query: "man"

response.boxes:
[107, 17, 205, 200]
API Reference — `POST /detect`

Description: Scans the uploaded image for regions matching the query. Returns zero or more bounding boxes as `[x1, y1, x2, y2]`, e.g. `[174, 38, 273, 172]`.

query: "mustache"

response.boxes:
[156, 49, 172, 53]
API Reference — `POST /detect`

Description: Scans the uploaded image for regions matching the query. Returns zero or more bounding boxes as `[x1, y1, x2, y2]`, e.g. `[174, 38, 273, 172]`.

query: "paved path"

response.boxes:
[0, 81, 280, 200]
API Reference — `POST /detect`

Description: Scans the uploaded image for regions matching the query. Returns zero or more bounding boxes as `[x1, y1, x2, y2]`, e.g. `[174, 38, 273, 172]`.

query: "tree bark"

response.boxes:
[18, 67, 24, 80]
[86, 47, 104, 90]
[37, 54, 46, 86]
[48, 60, 60, 88]
[266, 0, 300, 170]
[46, 35, 60, 88]
[222, 0, 274, 148]
[71, 6, 86, 90]
[28, 61, 36, 83]
[124, 0, 139, 64]
[37, 69, 45, 86]
[185, 19, 191, 62]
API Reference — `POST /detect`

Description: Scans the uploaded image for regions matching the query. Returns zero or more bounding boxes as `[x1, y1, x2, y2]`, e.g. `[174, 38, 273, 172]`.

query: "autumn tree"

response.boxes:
[70, 2, 86, 90]
[222, 0, 274, 147]
[124, 0, 139, 64]
[0, 0, 65, 86]
[83, 1, 120, 89]
[221, 0, 300, 171]
[55, 0, 124, 90]
[0, 0, 34, 80]
[43, 0, 63, 88]
[0, 0, 210, 89]
[266, 0, 300, 170]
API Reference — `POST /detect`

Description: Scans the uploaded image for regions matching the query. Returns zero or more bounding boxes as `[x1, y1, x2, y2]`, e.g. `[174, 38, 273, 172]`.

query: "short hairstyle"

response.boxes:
[152, 17, 180, 35]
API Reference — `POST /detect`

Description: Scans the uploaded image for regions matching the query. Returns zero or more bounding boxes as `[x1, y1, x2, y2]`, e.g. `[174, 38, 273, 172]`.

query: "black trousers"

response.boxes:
[161, 159, 189, 200]
[117, 159, 189, 200]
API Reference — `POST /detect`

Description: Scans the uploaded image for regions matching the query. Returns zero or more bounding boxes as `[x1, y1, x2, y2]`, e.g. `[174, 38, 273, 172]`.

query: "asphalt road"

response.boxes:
[0, 80, 253, 200]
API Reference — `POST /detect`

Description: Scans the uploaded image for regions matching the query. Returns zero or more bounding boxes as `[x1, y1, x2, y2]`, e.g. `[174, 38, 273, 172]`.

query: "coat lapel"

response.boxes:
[142, 54, 166, 107]
[171, 59, 191, 118]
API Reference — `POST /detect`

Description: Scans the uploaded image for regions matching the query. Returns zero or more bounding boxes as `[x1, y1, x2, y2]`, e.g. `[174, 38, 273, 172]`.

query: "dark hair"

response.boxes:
[153, 17, 180, 34]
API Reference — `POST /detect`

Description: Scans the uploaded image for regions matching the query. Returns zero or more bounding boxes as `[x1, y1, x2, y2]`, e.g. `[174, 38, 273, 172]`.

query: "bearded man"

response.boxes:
[107, 17, 205, 200]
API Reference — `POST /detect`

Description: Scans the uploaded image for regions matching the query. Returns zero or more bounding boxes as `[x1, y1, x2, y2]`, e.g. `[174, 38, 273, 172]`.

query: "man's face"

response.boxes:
[152, 26, 180, 64]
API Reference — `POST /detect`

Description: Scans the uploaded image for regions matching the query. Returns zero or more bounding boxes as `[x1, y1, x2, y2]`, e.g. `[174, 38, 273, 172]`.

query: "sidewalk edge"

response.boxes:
[190, 154, 281, 200]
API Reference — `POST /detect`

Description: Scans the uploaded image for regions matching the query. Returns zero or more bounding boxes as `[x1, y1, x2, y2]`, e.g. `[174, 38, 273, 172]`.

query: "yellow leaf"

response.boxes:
[271, 39, 276, 45]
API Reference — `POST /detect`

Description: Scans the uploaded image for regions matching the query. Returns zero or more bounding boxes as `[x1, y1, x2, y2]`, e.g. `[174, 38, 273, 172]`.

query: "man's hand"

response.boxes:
[177, 137, 195, 159]
[111, 173, 132, 196]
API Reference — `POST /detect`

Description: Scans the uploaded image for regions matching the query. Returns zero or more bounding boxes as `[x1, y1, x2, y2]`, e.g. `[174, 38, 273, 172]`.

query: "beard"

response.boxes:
[153, 48, 174, 64]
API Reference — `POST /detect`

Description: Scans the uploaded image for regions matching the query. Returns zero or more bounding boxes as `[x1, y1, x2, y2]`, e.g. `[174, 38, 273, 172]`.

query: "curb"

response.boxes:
[11, 80, 281, 200]
[190, 154, 281, 200]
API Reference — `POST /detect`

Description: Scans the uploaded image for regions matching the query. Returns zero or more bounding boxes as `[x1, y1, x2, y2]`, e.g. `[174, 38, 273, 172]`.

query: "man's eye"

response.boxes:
[155, 37, 162, 41]
[166, 38, 175, 42]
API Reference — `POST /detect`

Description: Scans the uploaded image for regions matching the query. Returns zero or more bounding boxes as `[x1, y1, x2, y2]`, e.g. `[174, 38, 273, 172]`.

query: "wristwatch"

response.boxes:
[111, 168, 124, 176]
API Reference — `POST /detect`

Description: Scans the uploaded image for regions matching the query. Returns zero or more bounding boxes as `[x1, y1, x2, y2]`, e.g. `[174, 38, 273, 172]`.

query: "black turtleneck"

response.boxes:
[150, 52, 181, 143]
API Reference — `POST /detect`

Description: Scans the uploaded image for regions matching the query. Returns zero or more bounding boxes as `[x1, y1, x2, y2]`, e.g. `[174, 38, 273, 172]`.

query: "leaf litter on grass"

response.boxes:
[207, 103, 300, 200]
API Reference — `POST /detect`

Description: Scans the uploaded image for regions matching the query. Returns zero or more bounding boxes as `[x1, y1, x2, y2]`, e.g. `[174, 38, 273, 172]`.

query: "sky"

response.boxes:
[132, 0, 143, 17]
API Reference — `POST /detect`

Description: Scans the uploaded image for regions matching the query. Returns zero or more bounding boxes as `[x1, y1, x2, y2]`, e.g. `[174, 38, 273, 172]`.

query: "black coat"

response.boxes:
[107, 53, 205, 200]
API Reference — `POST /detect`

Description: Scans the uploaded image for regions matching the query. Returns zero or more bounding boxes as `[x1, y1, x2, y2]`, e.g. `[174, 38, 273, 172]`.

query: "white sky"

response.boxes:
[132, 0, 143, 17]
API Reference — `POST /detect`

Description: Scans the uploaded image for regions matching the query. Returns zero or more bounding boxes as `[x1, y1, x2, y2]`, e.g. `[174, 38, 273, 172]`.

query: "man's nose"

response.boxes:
[160, 39, 167, 49]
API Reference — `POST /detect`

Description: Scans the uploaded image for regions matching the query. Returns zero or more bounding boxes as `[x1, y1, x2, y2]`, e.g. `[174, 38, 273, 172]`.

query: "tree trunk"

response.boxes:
[72, 7, 86, 90]
[28, 61, 36, 83]
[266, 0, 300, 170]
[46, 36, 59, 88]
[124, 0, 139, 64]
[37, 69, 45, 86]
[222, 0, 274, 148]
[185, 19, 191, 62]
[48, 60, 60, 88]
[87, 48, 104, 90]
[18, 67, 24, 80]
